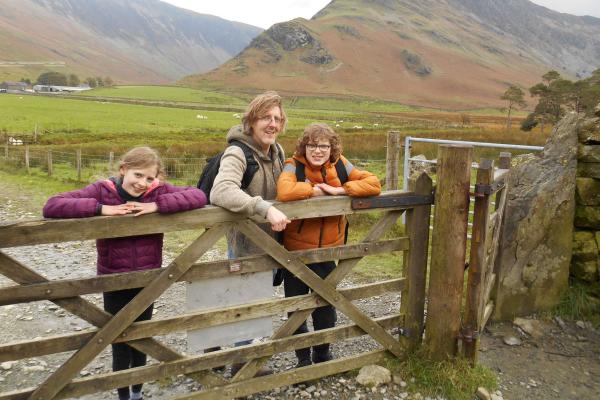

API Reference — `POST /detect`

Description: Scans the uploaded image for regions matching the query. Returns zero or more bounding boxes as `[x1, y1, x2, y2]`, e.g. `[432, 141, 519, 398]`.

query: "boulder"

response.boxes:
[494, 114, 579, 319]
[355, 365, 392, 387]
[576, 178, 600, 206]
[513, 317, 545, 338]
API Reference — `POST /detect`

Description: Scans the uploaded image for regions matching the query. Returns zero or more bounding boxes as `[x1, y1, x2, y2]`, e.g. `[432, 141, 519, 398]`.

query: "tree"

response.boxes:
[500, 85, 527, 131]
[85, 77, 97, 88]
[95, 76, 104, 87]
[104, 76, 114, 87]
[521, 113, 538, 132]
[67, 74, 80, 87]
[19, 77, 31, 85]
[36, 71, 67, 86]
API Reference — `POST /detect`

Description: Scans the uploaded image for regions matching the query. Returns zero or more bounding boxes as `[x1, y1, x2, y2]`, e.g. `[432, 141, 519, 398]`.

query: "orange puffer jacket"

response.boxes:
[277, 155, 381, 251]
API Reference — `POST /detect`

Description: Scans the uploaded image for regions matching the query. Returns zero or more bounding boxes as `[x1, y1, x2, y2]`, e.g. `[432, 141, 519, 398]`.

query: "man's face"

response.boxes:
[251, 105, 282, 152]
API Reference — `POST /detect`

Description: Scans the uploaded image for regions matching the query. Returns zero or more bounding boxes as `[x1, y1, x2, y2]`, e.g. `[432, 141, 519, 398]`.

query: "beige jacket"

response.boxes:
[210, 125, 285, 256]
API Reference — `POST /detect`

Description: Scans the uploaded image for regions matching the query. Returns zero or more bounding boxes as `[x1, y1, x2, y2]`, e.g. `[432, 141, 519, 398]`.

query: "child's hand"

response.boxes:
[101, 204, 136, 216]
[312, 186, 326, 197]
[316, 183, 346, 196]
[127, 201, 158, 216]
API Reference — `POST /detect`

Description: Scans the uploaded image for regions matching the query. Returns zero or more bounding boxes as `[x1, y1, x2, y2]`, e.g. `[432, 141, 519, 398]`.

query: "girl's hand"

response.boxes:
[266, 206, 291, 232]
[127, 201, 158, 216]
[312, 185, 326, 197]
[100, 204, 135, 216]
[316, 183, 346, 196]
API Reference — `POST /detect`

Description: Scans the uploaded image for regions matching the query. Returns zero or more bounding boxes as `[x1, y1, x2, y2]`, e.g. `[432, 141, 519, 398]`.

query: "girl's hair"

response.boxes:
[296, 123, 342, 163]
[118, 146, 164, 179]
[242, 91, 287, 135]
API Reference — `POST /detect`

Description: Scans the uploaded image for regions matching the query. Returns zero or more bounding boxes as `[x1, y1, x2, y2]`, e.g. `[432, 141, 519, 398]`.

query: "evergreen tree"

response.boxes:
[500, 85, 527, 131]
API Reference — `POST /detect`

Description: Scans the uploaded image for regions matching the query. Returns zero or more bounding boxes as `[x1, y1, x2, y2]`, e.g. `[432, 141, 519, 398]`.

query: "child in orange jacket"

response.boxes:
[277, 122, 381, 367]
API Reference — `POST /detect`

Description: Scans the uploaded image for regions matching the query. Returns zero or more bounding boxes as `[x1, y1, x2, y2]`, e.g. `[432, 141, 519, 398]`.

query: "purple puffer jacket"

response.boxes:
[43, 179, 207, 275]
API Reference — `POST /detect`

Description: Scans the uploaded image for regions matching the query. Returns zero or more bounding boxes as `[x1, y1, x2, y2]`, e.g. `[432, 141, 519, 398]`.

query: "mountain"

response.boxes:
[0, 0, 262, 83]
[182, 0, 600, 109]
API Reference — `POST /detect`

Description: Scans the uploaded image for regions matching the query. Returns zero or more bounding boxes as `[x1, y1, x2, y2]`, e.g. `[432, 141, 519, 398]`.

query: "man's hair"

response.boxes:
[242, 91, 287, 135]
[295, 123, 342, 163]
[118, 146, 164, 179]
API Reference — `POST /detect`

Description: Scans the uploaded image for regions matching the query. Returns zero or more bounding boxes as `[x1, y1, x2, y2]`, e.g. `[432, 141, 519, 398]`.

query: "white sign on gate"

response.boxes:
[186, 267, 273, 351]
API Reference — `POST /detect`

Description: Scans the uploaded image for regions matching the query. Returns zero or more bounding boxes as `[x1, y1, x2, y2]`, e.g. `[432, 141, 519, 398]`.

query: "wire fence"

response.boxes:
[0, 145, 387, 187]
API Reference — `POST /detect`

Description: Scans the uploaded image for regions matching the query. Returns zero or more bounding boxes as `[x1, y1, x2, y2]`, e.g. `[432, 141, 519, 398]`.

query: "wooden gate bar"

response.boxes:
[237, 222, 406, 356]
[463, 159, 493, 361]
[29, 224, 228, 400]
[1, 278, 404, 361]
[425, 145, 472, 360]
[401, 172, 433, 348]
[0, 239, 407, 305]
[231, 210, 404, 381]
[0, 251, 227, 392]
[171, 350, 388, 400]
[0, 315, 403, 400]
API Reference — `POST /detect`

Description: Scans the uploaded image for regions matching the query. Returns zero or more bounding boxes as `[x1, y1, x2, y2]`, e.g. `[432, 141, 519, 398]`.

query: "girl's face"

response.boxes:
[251, 105, 283, 152]
[120, 165, 158, 197]
[305, 138, 331, 168]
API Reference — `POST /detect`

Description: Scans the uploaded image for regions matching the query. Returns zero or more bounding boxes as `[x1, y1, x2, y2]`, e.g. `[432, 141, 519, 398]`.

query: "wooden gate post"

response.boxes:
[386, 130, 400, 190]
[424, 145, 472, 360]
[47, 150, 53, 177]
[25, 145, 30, 173]
[462, 159, 493, 362]
[4, 140, 7, 159]
[76, 149, 82, 181]
[401, 172, 432, 349]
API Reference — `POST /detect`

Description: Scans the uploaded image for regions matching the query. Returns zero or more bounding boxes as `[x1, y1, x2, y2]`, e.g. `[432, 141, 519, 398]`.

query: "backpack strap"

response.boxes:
[294, 160, 306, 183]
[335, 158, 349, 185]
[230, 140, 259, 190]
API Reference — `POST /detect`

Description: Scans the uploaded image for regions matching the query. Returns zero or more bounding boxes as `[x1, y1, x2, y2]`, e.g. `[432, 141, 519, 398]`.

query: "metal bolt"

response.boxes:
[168, 273, 174, 279]
[98, 338, 103, 344]
[45, 289, 52, 295]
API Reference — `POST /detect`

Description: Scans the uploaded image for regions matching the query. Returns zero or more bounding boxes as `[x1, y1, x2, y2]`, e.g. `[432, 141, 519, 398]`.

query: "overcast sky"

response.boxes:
[161, 0, 600, 29]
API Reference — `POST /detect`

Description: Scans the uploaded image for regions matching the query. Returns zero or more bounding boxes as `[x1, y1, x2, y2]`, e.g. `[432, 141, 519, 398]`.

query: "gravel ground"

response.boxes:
[1, 190, 599, 400]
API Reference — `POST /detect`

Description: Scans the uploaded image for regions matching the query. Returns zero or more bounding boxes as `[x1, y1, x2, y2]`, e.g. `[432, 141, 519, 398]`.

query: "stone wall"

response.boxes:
[571, 105, 600, 282]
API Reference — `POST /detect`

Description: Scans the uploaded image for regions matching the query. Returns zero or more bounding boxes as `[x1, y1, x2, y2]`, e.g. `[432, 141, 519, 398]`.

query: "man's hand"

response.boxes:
[266, 206, 291, 232]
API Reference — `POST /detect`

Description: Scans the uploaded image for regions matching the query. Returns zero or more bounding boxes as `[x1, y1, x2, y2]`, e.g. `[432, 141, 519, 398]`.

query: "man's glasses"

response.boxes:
[259, 115, 282, 124]
[306, 143, 331, 151]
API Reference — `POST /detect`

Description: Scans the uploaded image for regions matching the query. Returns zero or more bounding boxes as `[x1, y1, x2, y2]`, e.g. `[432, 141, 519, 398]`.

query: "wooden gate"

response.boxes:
[0, 175, 433, 399]
[462, 153, 512, 362]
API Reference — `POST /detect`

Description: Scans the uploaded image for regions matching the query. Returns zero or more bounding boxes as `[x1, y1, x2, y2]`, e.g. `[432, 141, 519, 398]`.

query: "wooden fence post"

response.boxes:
[47, 150, 53, 177]
[386, 131, 400, 190]
[109, 151, 114, 173]
[425, 145, 472, 360]
[462, 159, 493, 362]
[25, 145, 30, 173]
[76, 149, 82, 181]
[401, 172, 432, 349]
[498, 152, 511, 170]
[4, 140, 7, 159]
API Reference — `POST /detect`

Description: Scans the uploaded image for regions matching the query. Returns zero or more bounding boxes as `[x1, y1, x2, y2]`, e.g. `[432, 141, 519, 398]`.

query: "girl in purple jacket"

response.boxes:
[43, 146, 207, 400]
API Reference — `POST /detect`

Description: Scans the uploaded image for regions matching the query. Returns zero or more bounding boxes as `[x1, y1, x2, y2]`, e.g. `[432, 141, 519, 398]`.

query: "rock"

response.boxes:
[578, 118, 600, 144]
[400, 49, 432, 76]
[476, 387, 491, 400]
[1, 361, 15, 370]
[576, 320, 587, 329]
[502, 335, 522, 346]
[495, 113, 579, 319]
[575, 206, 600, 229]
[356, 365, 392, 387]
[554, 316, 567, 330]
[595, 103, 600, 117]
[513, 318, 545, 338]
[578, 145, 600, 163]
[577, 162, 600, 179]
[575, 178, 600, 206]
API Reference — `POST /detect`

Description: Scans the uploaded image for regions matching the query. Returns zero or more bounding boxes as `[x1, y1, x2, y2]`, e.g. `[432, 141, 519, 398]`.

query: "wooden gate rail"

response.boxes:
[462, 156, 511, 362]
[0, 188, 433, 399]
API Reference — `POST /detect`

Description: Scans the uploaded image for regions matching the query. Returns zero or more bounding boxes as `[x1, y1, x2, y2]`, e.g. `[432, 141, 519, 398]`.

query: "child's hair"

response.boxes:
[118, 146, 164, 179]
[295, 123, 342, 163]
[242, 91, 287, 134]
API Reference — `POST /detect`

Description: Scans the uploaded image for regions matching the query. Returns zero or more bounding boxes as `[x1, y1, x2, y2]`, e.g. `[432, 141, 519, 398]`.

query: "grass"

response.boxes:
[552, 278, 600, 326]
[384, 352, 498, 400]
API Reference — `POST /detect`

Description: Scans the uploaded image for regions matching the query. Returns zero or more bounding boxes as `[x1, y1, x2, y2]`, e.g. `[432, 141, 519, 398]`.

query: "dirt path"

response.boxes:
[1, 179, 599, 400]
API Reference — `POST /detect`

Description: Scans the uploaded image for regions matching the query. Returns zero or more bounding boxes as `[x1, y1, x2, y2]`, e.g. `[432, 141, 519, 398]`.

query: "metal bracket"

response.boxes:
[458, 327, 479, 343]
[473, 181, 505, 197]
[351, 194, 434, 210]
